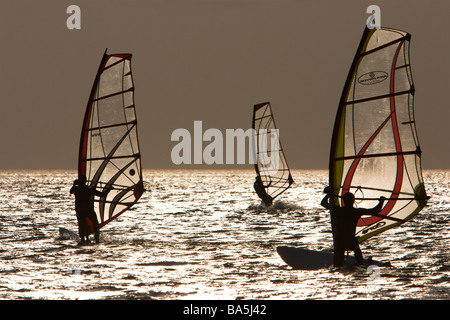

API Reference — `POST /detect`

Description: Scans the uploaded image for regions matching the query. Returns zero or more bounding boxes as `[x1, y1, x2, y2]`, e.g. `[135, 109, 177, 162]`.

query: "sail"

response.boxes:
[78, 50, 144, 228]
[253, 102, 294, 200]
[329, 27, 427, 242]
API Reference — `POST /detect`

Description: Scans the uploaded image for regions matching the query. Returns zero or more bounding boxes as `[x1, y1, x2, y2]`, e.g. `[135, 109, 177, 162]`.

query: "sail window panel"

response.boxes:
[122, 75, 133, 92]
[401, 42, 413, 85]
[349, 155, 398, 205]
[125, 106, 137, 123]
[394, 94, 411, 124]
[97, 126, 129, 155]
[254, 106, 273, 131]
[125, 127, 139, 154]
[97, 95, 127, 127]
[85, 158, 104, 182]
[349, 97, 392, 154]
[109, 159, 139, 184]
[99, 162, 122, 185]
[364, 123, 396, 156]
[113, 133, 137, 160]
[339, 159, 352, 195]
[342, 105, 355, 157]
[403, 153, 422, 190]
[122, 91, 135, 113]
[406, 95, 420, 146]
[105, 56, 122, 68]
[393, 200, 417, 221]
[87, 129, 106, 159]
[257, 130, 273, 154]
[396, 95, 417, 152]
[393, 63, 411, 93]
[352, 46, 399, 102]
[394, 41, 409, 68]
[122, 61, 133, 90]
[94, 159, 139, 192]
[401, 156, 420, 195]
[256, 116, 273, 132]
[90, 101, 100, 128]
[108, 203, 131, 220]
[340, 155, 396, 188]
[339, 158, 395, 208]
[345, 76, 357, 102]
[254, 104, 270, 120]
[122, 59, 131, 75]
[365, 29, 405, 52]
[333, 158, 345, 194]
[98, 63, 126, 98]
[121, 161, 141, 186]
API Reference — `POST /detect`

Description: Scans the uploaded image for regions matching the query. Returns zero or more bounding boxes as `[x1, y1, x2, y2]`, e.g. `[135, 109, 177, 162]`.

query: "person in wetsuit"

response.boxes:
[70, 176, 106, 245]
[321, 186, 385, 267]
[253, 175, 273, 207]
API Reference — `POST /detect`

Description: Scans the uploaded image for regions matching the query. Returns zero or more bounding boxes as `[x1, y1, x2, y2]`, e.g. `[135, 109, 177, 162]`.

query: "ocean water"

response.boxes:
[0, 169, 448, 300]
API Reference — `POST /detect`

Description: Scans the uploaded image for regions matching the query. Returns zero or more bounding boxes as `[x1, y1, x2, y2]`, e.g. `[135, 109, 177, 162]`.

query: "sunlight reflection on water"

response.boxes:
[0, 169, 448, 299]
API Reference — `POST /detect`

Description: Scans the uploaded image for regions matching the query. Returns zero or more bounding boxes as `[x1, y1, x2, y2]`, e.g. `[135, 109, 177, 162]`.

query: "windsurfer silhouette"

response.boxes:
[70, 175, 106, 245]
[254, 175, 273, 207]
[321, 186, 385, 267]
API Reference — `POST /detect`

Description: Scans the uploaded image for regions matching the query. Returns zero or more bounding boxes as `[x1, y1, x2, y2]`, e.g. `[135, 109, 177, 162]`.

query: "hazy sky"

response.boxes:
[1, 0, 449, 170]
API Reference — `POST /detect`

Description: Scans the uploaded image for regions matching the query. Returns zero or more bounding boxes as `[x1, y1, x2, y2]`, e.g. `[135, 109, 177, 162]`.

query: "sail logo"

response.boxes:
[171, 121, 280, 171]
[361, 221, 386, 235]
[357, 71, 388, 85]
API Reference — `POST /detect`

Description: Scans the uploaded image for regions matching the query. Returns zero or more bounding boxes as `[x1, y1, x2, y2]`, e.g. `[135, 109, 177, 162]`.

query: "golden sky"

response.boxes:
[1, 0, 449, 169]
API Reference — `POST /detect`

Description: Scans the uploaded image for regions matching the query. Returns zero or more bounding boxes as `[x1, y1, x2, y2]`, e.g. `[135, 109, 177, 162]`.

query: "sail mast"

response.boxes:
[329, 28, 372, 206]
[78, 49, 109, 178]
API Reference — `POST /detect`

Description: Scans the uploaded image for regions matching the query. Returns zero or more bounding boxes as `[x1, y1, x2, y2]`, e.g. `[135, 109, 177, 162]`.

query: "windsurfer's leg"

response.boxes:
[353, 241, 364, 265]
[333, 245, 345, 267]
[90, 211, 100, 243]
[77, 212, 88, 245]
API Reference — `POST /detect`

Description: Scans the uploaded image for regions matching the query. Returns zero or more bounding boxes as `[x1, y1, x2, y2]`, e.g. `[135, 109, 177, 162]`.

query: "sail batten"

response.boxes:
[329, 27, 427, 242]
[252, 102, 293, 201]
[86, 120, 137, 131]
[92, 87, 135, 102]
[345, 88, 414, 105]
[78, 50, 144, 228]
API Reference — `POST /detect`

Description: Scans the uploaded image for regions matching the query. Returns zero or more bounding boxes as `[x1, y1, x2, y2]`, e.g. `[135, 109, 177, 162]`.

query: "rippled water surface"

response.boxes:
[0, 169, 448, 300]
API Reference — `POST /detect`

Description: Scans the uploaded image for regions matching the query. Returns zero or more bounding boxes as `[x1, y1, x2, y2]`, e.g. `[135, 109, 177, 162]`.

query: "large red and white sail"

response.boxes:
[78, 50, 144, 228]
[329, 28, 428, 242]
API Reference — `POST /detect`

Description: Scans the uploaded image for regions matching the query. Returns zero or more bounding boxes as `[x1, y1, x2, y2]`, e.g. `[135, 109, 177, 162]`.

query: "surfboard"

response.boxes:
[276, 246, 386, 270]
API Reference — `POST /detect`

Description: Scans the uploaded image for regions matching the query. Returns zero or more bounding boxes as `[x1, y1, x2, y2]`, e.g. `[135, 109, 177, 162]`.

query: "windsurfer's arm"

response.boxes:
[91, 188, 108, 197]
[359, 197, 386, 218]
[370, 196, 386, 213]
[363, 197, 404, 222]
